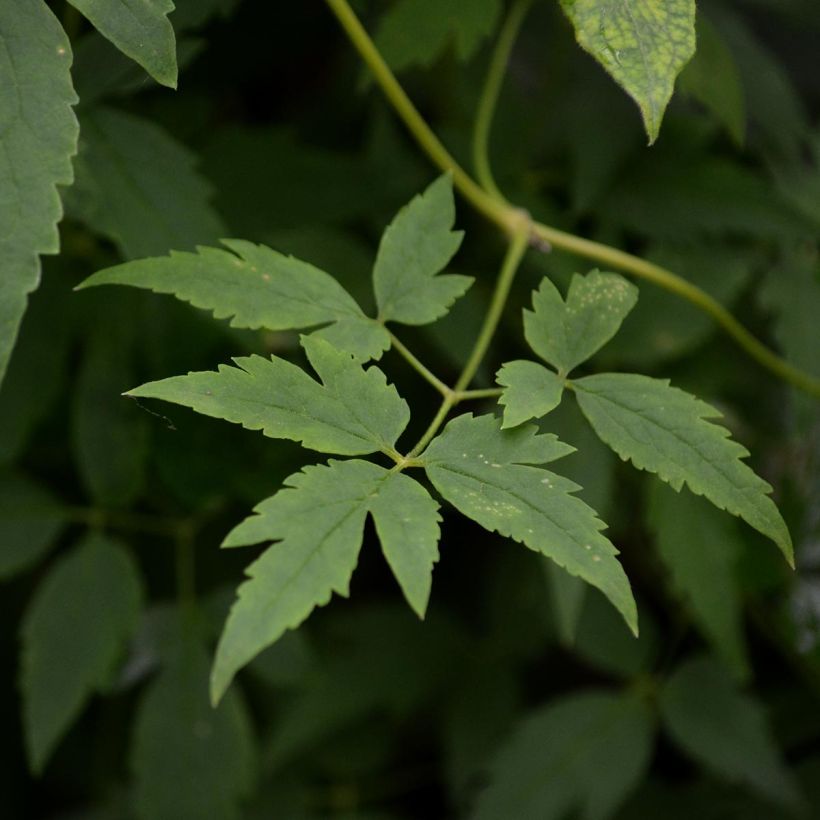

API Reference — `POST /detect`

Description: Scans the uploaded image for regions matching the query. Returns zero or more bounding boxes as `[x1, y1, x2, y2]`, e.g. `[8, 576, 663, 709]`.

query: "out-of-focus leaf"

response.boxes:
[21, 535, 142, 772]
[375, 0, 502, 71]
[473, 689, 654, 819]
[559, 0, 696, 143]
[132, 638, 256, 820]
[648, 483, 749, 678]
[0, 1, 78, 385]
[65, 107, 224, 259]
[660, 656, 802, 810]
[679, 15, 745, 145]
[68, 0, 177, 88]
[0, 474, 66, 580]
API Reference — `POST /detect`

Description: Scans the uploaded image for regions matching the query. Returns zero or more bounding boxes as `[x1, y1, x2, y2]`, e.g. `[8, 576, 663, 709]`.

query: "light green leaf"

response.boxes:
[496, 360, 565, 429]
[127, 335, 410, 457]
[660, 656, 801, 810]
[68, 0, 177, 88]
[132, 639, 255, 820]
[79, 236, 388, 360]
[0, 1, 78, 385]
[374, 175, 472, 325]
[524, 272, 638, 375]
[421, 414, 637, 635]
[65, 107, 224, 260]
[0, 473, 67, 580]
[375, 0, 502, 71]
[474, 690, 654, 820]
[679, 15, 745, 146]
[21, 534, 142, 772]
[213, 459, 441, 701]
[647, 483, 749, 679]
[559, 0, 696, 143]
[574, 373, 794, 564]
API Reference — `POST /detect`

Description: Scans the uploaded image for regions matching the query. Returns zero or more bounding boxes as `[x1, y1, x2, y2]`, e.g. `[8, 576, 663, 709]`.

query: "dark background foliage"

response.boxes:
[3, 0, 820, 817]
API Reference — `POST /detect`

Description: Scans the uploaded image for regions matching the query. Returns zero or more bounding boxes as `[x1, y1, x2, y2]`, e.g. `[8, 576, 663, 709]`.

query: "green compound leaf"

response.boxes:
[496, 360, 565, 429]
[374, 175, 472, 326]
[474, 690, 654, 820]
[375, 0, 502, 71]
[0, 1, 78, 386]
[66, 107, 224, 261]
[21, 534, 142, 773]
[132, 638, 256, 820]
[0, 473, 67, 580]
[524, 272, 638, 376]
[574, 373, 793, 565]
[127, 335, 409, 456]
[648, 483, 749, 679]
[559, 0, 696, 143]
[421, 414, 637, 635]
[660, 656, 802, 810]
[68, 0, 177, 89]
[213, 459, 441, 702]
[79, 238, 388, 360]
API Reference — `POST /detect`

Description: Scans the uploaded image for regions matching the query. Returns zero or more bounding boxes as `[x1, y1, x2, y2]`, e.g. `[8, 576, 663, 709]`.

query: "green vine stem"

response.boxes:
[473, 0, 533, 200]
[407, 224, 531, 460]
[323, 0, 820, 400]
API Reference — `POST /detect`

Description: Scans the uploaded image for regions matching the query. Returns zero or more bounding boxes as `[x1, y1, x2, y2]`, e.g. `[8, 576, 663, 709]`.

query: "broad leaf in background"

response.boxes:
[68, 0, 178, 88]
[473, 690, 654, 819]
[0, 474, 66, 580]
[374, 175, 471, 325]
[66, 107, 224, 260]
[660, 656, 802, 810]
[375, 0, 502, 71]
[574, 373, 794, 564]
[127, 335, 410, 456]
[524, 272, 638, 375]
[20, 535, 142, 772]
[678, 15, 745, 146]
[213, 459, 441, 701]
[422, 414, 638, 634]
[648, 483, 749, 678]
[0, 1, 77, 386]
[559, 0, 696, 143]
[496, 360, 564, 429]
[132, 638, 255, 820]
[79, 239, 389, 361]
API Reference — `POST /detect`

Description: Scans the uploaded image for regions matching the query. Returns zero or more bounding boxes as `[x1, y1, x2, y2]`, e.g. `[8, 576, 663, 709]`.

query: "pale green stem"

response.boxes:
[458, 387, 504, 400]
[388, 331, 452, 398]
[323, 0, 820, 400]
[408, 225, 531, 458]
[473, 0, 533, 200]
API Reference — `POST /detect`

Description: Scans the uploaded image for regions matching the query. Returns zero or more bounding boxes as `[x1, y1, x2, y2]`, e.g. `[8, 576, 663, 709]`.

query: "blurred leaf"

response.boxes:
[132, 637, 256, 820]
[678, 15, 745, 145]
[21, 534, 142, 772]
[68, 0, 177, 88]
[0, 1, 77, 385]
[374, 175, 472, 326]
[648, 483, 749, 679]
[0, 474, 67, 580]
[473, 689, 654, 819]
[423, 413, 637, 634]
[375, 0, 502, 71]
[65, 107, 224, 259]
[214, 458, 439, 701]
[247, 630, 316, 689]
[574, 373, 793, 563]
[660, 656, 802, 810]
[559, 0, 696, 143]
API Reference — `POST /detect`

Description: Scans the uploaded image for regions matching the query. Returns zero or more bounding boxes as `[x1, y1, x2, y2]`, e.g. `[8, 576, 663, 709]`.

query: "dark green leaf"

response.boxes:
[21, 534, 142, 772]
[496, 360, 565, 429]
